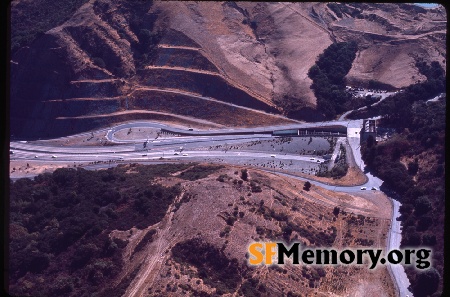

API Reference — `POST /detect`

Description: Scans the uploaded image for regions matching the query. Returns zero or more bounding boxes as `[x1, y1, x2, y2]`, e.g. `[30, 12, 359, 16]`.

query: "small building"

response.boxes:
[360, 119, 376, 144]
[323, 154, 332, 160]
[272, 129, 299, 136]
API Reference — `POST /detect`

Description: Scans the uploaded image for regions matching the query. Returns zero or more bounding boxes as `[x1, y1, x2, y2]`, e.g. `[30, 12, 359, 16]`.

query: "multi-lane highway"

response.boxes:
[9, 118, 412, 297]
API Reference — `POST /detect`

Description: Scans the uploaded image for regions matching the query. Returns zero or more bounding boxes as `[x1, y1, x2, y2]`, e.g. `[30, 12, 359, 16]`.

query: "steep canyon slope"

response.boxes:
[10, 1, 446, 137]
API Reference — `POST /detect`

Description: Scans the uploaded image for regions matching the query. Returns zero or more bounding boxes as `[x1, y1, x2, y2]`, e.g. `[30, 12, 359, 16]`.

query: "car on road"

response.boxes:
[119, 157, 124, 160]
[360, 187, 366, 190]
[182, 153, 188, 156]
[142, 154, 147, 156]
[174, 152, 179, 155]
[371, 187, 378, 191]
[34, 155, 38, 158]
[316, 160, 321, 163]
[52, 155, 57, 158]
[10, 150, 14, 154]
[310, 158, 315, 160]
[271, 155, 276, 158]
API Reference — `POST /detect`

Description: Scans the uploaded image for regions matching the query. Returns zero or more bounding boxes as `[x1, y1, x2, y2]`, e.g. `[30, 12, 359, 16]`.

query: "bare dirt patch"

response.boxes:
[310, 166, 368, 186]
[113, 127, 161, 141]
[9, 160, 84, 179]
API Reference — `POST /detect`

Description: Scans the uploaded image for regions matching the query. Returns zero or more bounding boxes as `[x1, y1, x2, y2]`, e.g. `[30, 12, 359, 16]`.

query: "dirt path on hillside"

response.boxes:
[331, 24, 446, 41]
[124, 193, 183, 297]
[69, 78, 121, 83]
[145, 65, 219, 76]
[157, 44, 274, 106]
[127, 86, 297, 123]
[158, 44, 201, 51]
[160, 44, 274, 106]
[283, 3, 336, 42]
[56, 109, 221, 125]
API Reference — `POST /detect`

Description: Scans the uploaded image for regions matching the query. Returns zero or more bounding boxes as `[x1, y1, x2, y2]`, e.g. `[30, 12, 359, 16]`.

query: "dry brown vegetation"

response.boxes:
[116, 165, 395, 296]
[10, 1, 446, 137]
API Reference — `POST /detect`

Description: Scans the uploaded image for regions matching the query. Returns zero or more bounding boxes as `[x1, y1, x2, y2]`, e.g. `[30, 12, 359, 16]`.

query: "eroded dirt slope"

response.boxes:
[10, 1, 446, 137]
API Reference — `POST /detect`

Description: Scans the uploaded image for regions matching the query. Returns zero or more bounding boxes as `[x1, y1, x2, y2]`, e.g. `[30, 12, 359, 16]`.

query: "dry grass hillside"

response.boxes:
[10, 1, 446, 137]
[115, 164, 395, 297]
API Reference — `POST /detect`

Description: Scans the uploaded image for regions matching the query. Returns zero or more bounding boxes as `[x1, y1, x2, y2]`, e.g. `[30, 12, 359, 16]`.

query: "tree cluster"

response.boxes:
[348, 60, 445, 123]
[171, 238, 242, 295]
[308, 41, 358, 119]
[11, 0, 89, 54]
[359, 87, 445, 295]
[9, 163, 220, 297]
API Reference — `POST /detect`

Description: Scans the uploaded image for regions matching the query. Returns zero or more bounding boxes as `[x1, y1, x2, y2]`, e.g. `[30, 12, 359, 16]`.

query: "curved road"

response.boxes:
[10, 119, 412, 297]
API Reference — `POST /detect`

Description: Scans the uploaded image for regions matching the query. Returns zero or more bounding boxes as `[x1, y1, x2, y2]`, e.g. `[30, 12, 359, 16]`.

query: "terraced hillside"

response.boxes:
[10, 1, 289, 138]
[10, 1, 446, 138]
